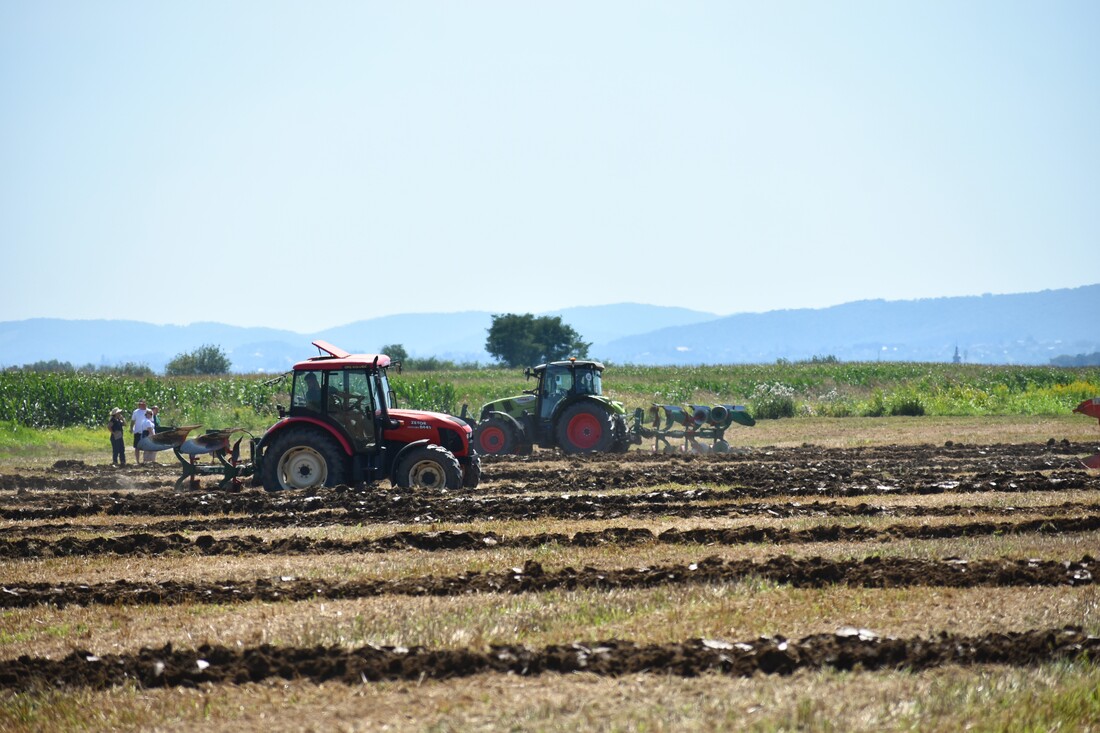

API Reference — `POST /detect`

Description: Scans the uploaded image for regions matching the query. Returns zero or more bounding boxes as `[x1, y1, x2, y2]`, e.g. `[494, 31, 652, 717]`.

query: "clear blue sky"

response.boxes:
[2, 2, 1097, 334]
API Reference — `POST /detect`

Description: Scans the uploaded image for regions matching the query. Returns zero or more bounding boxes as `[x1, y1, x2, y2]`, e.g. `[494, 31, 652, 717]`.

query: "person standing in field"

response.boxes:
[141, 409, 158, 465]
[108, 407, 126, 466]
[130, 399, 147, 465]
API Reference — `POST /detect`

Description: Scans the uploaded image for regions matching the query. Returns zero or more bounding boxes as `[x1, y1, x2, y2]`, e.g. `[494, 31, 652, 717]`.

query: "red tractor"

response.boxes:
[254, 341, 480, 491]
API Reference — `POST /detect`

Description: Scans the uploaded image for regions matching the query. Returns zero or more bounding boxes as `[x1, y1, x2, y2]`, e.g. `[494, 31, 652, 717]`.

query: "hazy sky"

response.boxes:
[2, 2, 1097, 334]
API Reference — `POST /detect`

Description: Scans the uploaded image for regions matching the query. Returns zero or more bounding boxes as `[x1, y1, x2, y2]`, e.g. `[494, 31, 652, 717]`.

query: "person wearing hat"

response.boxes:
[108, 407, 127, 466]
[130, 399, 148, 465]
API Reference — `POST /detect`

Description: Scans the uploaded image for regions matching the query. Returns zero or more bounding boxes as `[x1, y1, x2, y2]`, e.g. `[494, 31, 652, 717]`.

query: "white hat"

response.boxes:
[110, 407, 122, 416]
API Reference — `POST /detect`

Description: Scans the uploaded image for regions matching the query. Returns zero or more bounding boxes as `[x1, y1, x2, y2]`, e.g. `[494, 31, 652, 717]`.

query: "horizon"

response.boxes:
[3, 283, 1097, 333]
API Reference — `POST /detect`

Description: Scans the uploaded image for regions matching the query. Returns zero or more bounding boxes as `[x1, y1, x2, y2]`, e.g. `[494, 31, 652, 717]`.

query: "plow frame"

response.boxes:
[171, 434, 256, 491]
[629, 405, 751, 454]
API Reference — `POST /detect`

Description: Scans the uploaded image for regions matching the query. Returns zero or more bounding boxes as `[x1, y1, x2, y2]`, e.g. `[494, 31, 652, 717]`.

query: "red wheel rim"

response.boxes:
[478, 426, 506, 454]
[566, 412, 602, 450]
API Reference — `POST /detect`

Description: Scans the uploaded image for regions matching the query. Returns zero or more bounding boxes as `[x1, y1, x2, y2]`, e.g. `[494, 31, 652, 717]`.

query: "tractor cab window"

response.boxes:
[576, 368, 601, 395]
[376, 370, 393, 410]
[540, 365, 573, 420]
[292, 370, 324, 412]
[327, 368, 376, 450]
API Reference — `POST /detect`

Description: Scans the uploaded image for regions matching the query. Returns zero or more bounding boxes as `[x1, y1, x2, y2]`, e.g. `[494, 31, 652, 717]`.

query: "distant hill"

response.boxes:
[0, 287, 1096, 372]
[597, 285, 1100, 365]
[0, 304, 718, 373]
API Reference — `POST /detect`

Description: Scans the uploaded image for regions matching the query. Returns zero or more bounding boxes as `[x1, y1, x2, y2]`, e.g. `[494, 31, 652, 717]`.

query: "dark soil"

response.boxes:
[1, 627, 1095, 691]
[1, 554, 1092, 610]
[2, 439, 1097, 690]
[4, 514, 1100, 560]
[1, 461, 1096, 523]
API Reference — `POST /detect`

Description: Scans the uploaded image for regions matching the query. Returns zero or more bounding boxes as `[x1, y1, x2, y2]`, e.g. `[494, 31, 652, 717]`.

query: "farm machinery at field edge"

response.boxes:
[252, 341, 480, 491]
[141, 340, 481, 491]
[464, 358, 755, 456]
[1072, 397, 1100, 469]
[466, 359, 633, 455]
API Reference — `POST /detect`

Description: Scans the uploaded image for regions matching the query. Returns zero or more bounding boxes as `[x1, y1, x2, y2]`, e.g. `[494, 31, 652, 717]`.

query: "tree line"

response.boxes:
[5, 344, 233, 377]
[4, 314, 589, 377]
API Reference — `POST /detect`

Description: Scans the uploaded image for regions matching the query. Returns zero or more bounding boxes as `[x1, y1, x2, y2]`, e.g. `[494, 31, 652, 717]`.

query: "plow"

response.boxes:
[631, 403, 756, 453]
[137, 426, 255, 491]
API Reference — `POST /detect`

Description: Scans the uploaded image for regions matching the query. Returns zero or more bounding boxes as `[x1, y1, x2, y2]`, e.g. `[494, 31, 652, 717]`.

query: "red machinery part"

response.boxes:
[1074, 398, 1100, 470]
[1073, 398, 1100, 422]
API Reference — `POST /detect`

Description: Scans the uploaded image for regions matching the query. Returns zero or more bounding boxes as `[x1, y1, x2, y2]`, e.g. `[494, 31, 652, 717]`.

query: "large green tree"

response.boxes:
[165, 344, 232, 376]
[379, 343, 409, 362]
[485, 314, 590, 367]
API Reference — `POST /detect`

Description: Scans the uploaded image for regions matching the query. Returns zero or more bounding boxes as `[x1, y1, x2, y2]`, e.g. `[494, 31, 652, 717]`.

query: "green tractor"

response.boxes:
[469, 359, 635, 455]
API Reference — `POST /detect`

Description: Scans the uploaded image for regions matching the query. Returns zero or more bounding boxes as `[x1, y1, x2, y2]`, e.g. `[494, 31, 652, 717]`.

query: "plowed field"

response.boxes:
[2, 425, 1099, 731]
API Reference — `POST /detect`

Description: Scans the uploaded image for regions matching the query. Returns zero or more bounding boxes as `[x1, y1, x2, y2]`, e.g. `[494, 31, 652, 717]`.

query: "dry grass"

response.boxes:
[1, 414, 1099, 731]
[3, 521, 1097, 590]
[2, 580, 1097, 661]
[2, 662, 1098, 732]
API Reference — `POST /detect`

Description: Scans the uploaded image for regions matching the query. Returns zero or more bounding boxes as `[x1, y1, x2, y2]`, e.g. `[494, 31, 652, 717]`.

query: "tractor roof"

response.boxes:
[532, 359, 605, 373]
[292, 340, 392, 371]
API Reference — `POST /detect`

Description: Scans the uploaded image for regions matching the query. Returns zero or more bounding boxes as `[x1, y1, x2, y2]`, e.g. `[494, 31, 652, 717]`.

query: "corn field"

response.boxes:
[0, 372, 284, 429]
[2, 363, 1098, 430]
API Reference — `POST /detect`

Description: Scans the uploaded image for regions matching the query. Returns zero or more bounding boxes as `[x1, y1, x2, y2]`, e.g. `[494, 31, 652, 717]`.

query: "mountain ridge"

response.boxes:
[1, 286, 1096, 372]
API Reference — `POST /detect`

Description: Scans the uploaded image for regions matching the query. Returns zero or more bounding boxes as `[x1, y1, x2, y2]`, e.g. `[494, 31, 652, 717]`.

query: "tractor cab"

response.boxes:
[288, 365, 388, 452]
[528, 360, 604, 424]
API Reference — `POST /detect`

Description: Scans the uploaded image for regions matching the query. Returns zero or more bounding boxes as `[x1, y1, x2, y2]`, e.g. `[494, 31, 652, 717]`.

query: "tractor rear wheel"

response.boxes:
[556, 403, 615, 454]
[474, 416, 518, 455]
[394, 444, 463, 490]
[262, 427, 346, 492]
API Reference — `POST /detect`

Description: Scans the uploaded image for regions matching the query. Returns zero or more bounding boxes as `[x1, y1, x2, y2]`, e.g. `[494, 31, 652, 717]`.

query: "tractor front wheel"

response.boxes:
[462, 453, 482, 488]
[394, 444, 463, 490]
[474, 417, 518, 455]
[556, 403, 615, 454]
[262, 428, 346, 492]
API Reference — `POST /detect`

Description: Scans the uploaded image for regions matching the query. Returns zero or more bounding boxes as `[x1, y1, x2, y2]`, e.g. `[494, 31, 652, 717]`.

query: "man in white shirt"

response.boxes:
[130, 399, 147, 465]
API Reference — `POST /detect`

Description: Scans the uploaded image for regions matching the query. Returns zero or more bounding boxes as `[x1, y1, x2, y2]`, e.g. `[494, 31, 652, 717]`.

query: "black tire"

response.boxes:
[393, 444, 463, 490]
[262, 427, 347, 492]
[555, 402, 615, 454]
[462, 453, 482, 488]
[474, 416, 518, 455]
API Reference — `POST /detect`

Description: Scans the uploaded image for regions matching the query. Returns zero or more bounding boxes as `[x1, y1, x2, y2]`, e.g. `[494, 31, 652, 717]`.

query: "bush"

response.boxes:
[751, 382, 796, 419]
[862, 391, 887, 417]
[888, 394, 926, 416]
